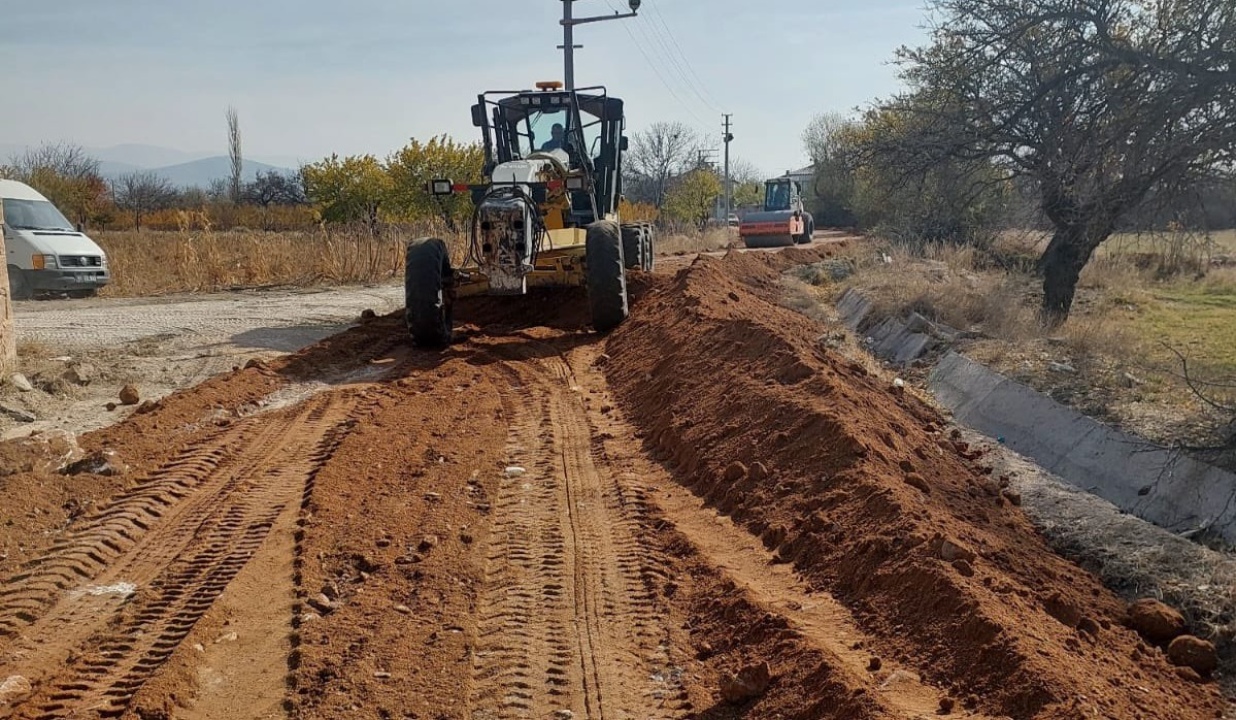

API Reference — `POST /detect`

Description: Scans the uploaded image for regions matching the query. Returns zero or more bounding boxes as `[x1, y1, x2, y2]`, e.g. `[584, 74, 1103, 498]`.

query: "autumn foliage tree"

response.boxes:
[300, 154, 392, 230]
[385, 135, 483, 231]
[1, 142, 110, 230]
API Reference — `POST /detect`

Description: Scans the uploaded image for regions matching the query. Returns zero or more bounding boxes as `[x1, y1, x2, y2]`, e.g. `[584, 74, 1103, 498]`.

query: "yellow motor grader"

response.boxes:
[406, 81, 654, 347]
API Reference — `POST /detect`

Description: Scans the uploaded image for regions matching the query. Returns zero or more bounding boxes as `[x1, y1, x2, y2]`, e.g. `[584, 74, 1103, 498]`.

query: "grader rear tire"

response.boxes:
[404, 238, 454, 348]
[620, 224, 643, 270]
[641, 223, 656, 272]
[586, 221, 629, 332]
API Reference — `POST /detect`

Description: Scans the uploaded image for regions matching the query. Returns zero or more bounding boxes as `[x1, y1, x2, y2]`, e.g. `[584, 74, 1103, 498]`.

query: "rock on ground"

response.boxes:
[1167, 636, 1218, 675]
[1127, 598, 1187, 646]
[720, 661, 772, 704]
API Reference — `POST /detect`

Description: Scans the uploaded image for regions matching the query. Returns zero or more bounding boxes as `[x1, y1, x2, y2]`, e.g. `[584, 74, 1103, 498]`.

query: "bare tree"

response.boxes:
[5, 142, 107, 229]
[802, 113, 863, 226]
[112, 172, 176, 230]
[624, 122, 702, 208]
[882, 0, 1236, 323]
[244, 170, 306, 209]
[227, 106, 243, 206]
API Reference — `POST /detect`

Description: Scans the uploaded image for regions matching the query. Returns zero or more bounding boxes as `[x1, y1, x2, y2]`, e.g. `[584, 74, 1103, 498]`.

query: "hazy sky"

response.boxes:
[0, 0, 929, 176]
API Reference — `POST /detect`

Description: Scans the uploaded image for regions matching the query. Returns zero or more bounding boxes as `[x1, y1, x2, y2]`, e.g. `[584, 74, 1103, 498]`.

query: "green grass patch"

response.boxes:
[1136, 283, 1236, 376]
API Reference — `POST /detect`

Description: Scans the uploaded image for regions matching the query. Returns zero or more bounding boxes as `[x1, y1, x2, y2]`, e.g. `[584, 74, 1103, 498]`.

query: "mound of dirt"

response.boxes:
[605, 250, 1224, 719]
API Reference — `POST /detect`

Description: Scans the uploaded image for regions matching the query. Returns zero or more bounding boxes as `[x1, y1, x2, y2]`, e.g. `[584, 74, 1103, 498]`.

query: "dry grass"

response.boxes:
[654, 228, 736, 256]
[807, 236, 1236, 463]
[94, 225, 464, 298]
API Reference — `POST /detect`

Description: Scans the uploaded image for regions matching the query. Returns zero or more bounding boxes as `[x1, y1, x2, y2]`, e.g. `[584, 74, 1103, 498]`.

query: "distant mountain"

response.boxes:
[98, 159, 145, 177]
[91, 144, 206, 169]
[124, 157, 296, 189]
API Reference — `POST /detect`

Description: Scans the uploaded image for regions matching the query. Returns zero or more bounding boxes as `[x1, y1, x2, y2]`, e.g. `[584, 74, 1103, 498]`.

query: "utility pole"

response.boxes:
[722, 114, 733, 218]
[560, 0, 641, 91]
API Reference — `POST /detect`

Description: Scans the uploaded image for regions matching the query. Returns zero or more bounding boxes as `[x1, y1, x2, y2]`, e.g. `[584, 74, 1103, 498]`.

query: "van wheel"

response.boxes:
[69, 289, 98, 299]
[6, 266, 32, 301]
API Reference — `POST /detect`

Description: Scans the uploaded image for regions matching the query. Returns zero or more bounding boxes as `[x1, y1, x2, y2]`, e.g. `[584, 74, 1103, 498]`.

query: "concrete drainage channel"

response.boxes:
[834, 286, 1236, 680]
[835, 287, 1236, 545]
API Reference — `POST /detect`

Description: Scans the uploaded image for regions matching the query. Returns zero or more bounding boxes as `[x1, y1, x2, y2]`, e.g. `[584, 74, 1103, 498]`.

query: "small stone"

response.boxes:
[951, 559, 975, 577]
[376, 537, 392, 548]
[1078, 616, 1101, 637]
[1167, 635, 1218, 675]
[1002, 489, 1022, 506]
[424, 492, 442, 502]
[307, 593, 338, 615]
[0, 403, 36, 423]
[460, 532, 474, 544]
[394, 604, 411, 614]
[244, 359, 266, 370]
[374, 671, 392, 679]
[214, 631, 239, 644]
[1048, 361, 1076, 374]
[118, 384, 141, 406]
[360, 309, 377, 320]
[63, 363, 96, 385]
[727, 291, 740, 302]
[904, 473, 931, 494]
[0, 675, 33, 705]
[9, 374, 34, 392]
[553, 711, 575, 720]
[938, 539, 974, 563]
[1043, 592, 1082, 629]
[1127, 598, 1186, 645]
[192, 643, 206, 652]
[939, 697, 956, 714]
[719, 661, 771, 704]
[867, 657, 882, 672]
[723, 462, 747, 483]
[749, 462, 770, 481]
[418, 535, 440, 552]
[299, 612, 321, 624]
[505, 466, 527, 478]
[105, 402, 117, 412]
[135, 400, 158, 414]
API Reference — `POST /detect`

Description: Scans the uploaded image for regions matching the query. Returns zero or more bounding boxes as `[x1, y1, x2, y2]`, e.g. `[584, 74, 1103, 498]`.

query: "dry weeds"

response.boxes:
[655, 228, 736, 256]
[94, 225, 462, 298]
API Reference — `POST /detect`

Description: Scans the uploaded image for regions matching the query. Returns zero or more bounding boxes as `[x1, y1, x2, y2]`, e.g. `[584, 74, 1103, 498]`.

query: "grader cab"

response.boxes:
[405, 81, 655, 348]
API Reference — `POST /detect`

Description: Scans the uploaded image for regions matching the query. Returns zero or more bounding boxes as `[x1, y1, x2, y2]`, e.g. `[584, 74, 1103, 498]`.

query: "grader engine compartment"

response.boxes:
[475, 189, 537, 295]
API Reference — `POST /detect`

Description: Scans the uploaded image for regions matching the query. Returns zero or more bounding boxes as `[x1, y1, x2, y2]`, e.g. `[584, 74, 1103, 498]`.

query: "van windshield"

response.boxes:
[2, 198, 75, 231]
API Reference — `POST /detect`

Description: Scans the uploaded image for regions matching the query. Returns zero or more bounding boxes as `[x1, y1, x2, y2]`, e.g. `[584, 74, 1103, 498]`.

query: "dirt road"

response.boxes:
[0, 241, 1224, 719]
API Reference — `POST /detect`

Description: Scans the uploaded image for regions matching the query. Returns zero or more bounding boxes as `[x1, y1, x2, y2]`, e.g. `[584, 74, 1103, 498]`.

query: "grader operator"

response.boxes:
[405, 81, 655, 348]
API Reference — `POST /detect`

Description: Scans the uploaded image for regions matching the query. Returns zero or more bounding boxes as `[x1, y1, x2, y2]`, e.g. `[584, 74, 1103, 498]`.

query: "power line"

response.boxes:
[599, 0, 712, 130]
[632, 11, 720, 114]
[645, 3, 726, 112]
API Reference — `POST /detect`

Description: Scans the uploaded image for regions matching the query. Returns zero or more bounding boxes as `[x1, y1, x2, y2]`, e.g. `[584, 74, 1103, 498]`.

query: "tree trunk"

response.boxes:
[0, 216, 16, 375]
[1038, 222, 1110, 326]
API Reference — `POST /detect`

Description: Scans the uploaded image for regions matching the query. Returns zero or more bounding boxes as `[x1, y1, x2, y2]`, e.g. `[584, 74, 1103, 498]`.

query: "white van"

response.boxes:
[1, 179, 110, 299]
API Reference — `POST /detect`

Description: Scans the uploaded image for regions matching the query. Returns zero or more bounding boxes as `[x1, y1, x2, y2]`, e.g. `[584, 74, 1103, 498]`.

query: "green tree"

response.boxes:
[732, 180, 764, 209]
[386, 135, 484, 230]
[301, 154, 392, 230]
[665, 169, 722, 228]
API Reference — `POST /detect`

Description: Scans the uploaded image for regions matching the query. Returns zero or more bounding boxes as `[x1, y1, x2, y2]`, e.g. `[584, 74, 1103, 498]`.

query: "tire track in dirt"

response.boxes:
[468, 351, 687, 720]
[0, 393, 357, 719]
